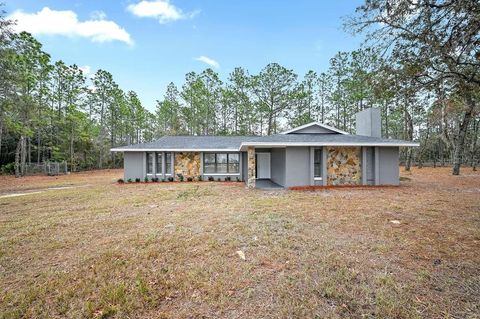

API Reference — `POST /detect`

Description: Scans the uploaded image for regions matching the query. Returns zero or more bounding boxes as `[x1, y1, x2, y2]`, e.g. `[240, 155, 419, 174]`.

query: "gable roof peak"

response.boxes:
[281, 122, 349, 135]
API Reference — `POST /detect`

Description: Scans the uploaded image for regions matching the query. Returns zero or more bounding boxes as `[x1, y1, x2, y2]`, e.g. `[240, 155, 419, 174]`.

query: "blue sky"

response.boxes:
[6, 1, 364, 111]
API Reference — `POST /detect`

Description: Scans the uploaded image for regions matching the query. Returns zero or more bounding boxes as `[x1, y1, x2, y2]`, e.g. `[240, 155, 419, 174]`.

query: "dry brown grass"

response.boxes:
[0, 167, 479, 318]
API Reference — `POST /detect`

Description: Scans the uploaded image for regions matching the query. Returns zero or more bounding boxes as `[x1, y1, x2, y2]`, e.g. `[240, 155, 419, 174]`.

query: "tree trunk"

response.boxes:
[404, 107, 414, 171]
[70, 125, 74, 172]
[21, 136, 27, 176]
[384, 101, 389, 138]
[111, 127, 115, 166]
[405, 148, 413, 171]
[37, 131, 41, 163]
[267, 113, 273, 136]
[470, 118, 479, 170]
[452, 91, 475, 175]
[27, 137, 31, 164]
[15, 137, 21, 177]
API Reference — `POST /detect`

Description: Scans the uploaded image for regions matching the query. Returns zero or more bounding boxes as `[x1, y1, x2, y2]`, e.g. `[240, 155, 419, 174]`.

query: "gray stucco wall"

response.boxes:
[270, 148, 286, 187]
[121, 146, 400, 186]
[241, 151, 247, 182]
[124, 152, 144, 181]
[377, 147, 399, 185]
[284, 147, 311, 187]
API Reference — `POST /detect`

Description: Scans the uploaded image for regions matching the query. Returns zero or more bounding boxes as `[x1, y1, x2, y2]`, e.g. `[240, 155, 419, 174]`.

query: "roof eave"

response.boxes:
[239, 142, 419, 151]
[110, 148, 240, 152]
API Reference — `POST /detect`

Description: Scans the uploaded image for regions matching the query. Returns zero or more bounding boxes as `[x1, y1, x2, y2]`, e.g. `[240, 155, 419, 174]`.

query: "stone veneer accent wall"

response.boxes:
[247, 146, 256, 188]
[174, 152, 200, 180]
[327, 147, 362, 185]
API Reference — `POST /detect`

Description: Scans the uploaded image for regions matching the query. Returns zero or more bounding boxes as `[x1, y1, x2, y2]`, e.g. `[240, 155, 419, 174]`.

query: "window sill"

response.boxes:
[314, 177, 323, 181]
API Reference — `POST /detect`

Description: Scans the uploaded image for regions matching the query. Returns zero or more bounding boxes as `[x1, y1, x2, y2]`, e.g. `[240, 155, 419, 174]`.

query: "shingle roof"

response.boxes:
[111, 136, 256, 151]
[111, 134, 419, 152]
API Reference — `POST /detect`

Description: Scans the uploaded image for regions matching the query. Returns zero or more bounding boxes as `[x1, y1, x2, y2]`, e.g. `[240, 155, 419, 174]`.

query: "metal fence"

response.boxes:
[24, 161, 68, 176]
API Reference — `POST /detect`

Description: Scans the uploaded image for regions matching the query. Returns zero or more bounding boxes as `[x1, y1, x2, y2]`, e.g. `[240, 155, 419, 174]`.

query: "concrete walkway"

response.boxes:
[255, 179, 283, 189]
[0, 185, 90, 199]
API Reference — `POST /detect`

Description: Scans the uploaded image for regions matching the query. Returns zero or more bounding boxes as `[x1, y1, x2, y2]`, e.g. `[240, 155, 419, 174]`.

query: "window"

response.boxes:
[228, 153, 239, 173]
[165, 152, 172, 175]
[203, 153, 240, 174]
[204, 153, 216, 173]
[314, 148, 322, 179]
[216, 154, 228, 173]
[155, 153, 163, 174]
[146, 152, 154, 174]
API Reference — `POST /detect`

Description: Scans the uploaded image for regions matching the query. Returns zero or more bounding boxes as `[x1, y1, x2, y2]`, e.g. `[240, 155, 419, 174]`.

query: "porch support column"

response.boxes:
[247, 146, 256, 189]
[361, 147, 367, 185]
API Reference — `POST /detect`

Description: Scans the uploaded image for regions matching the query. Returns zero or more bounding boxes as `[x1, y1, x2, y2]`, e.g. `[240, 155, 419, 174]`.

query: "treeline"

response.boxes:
[0, 29, 156, 174]
[1, 1, 479, 176]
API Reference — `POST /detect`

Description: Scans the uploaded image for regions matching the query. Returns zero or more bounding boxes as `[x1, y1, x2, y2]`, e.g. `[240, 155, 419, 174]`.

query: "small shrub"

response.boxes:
[127, 178, 133, 183]
[217, 177, 222, 182]
[187, 177, 193, 182]
[135, 178, 141, 183]
[168, 176, 174, 182]
[152, 177, 159, 182]
[208, 176, 214, 181]
[0, 162, 15, 175]
[177, 174, 184, 182]
[117, 178, 124, 184]
[225, 176, 231, 182]
[198, 175, 203, 181]
[236, 177, 240, 182]
[144, 177, 149, 183]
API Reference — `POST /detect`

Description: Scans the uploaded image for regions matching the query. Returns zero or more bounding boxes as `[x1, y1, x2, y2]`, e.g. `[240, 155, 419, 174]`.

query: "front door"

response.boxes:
[256, 153, 271, 179]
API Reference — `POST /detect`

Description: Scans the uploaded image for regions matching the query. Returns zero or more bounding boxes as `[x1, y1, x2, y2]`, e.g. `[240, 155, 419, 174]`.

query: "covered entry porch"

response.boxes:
[244, 145, 385, 189]
[246, 146, 288, 189]
[253, 150, 283, 189]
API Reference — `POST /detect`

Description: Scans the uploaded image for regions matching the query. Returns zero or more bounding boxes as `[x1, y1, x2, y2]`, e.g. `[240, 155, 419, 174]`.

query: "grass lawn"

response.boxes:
[0, 167, 479, 318]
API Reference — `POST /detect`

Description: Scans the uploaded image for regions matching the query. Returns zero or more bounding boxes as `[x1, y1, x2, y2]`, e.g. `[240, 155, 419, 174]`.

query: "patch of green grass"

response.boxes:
[176, 185, 199, 199]
[416, 269, 431, 282]
[176, 185, 215, 200]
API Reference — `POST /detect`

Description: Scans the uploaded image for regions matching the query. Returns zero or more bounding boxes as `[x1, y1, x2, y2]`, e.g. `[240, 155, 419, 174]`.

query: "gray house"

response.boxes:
[111, 108, 418, 188]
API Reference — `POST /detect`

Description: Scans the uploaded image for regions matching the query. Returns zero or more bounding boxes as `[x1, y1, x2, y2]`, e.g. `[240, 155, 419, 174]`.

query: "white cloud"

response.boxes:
[90, 10, 107, 20]
[9, 7, 133, 45]
[127, 0, 199, 24]
[79, 65, 91, 75]
[195, 56, 219, 69]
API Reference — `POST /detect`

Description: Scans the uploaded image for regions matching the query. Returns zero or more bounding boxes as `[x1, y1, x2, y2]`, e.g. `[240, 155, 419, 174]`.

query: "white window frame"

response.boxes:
[146, 152, 154, 176]
[313, 148, 323, 181]
[165, 152, 172, 176]
[203, 152, 241, 175]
